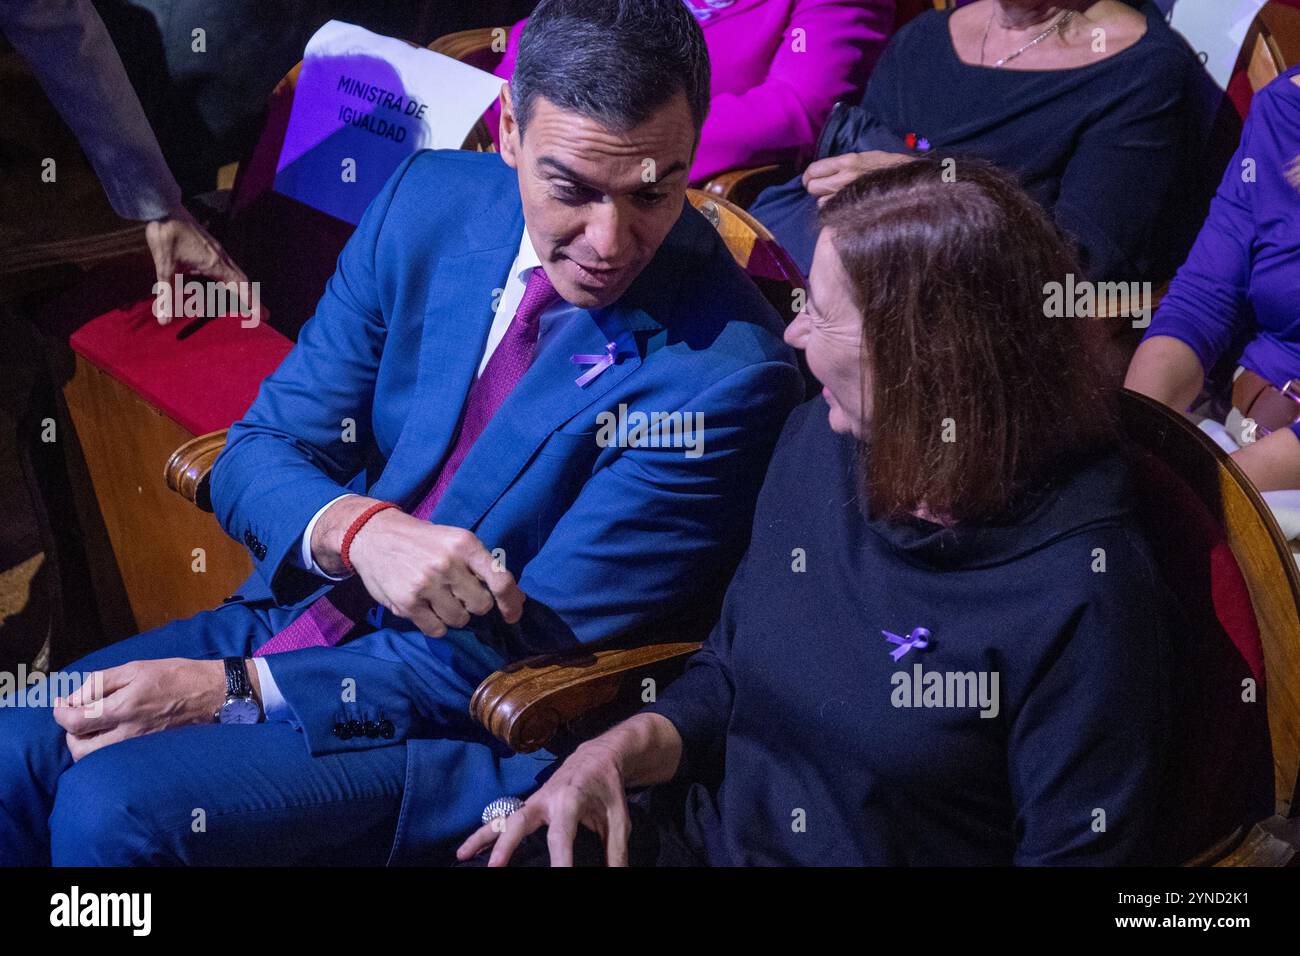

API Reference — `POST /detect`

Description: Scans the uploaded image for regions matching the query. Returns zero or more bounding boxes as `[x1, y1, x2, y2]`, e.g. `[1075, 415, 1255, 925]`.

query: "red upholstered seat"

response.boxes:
[43, 53, 343, 437]
[69, 302, 292, 438]
[43, 254, 293, 436]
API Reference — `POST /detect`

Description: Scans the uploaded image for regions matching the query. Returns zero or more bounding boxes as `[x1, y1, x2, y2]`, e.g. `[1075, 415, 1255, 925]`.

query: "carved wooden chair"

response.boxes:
[1241, 1, 1300, 94]
[1118, 391, 1300, 865]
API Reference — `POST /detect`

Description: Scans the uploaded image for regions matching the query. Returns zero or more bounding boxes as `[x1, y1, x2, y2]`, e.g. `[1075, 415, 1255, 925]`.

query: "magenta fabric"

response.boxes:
[487, 0, 895, 183]
[253, 267, 561, 656]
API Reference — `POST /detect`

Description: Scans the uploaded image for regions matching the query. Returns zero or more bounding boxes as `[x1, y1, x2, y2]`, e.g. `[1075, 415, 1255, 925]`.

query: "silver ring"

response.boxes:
[481, 796, 525, 825]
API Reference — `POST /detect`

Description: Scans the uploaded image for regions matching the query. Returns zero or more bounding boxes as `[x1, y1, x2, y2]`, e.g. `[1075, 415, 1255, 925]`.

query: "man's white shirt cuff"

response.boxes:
[252, 658, 291, 722]
[297, 493, 358, 580]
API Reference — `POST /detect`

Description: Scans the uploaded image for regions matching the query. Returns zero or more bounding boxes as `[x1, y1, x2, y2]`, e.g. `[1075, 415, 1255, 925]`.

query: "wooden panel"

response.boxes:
[1220, 465, 1300, 812]
[62, 354, 252, 635]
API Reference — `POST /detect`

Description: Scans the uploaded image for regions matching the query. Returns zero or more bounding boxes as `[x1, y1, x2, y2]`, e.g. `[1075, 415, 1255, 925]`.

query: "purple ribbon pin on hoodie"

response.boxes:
[883, 627, 931, 662]
[571, 341, 619, 387]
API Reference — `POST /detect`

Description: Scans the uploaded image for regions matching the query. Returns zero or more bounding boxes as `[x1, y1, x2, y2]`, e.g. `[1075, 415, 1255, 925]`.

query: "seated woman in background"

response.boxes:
[1126, 68, 1300, 522]
[1123, 67, 1294, 556]
[459, 161, 1173, 867]
[487, 0, 897, 184]
[749, 0, 1202, 280]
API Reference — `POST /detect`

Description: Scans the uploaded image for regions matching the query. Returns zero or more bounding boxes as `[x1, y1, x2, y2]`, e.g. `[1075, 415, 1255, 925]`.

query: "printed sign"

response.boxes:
[274, 20, 504, 224]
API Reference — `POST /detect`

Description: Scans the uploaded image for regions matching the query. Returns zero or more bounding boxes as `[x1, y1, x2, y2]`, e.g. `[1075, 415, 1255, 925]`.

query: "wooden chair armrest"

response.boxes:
[164, 428, 228, 513]
[471, 642, 701, 753]
[1211, 815, 1300, 866]
[700, 165, 788, 209]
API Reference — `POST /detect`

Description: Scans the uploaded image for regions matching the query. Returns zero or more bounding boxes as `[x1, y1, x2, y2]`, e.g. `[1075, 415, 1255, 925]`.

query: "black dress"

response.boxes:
[750, 2, 1206, 283]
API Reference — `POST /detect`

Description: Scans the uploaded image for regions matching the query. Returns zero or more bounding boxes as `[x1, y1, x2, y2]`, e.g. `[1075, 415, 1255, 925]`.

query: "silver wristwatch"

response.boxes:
[215, 657, 262, 724]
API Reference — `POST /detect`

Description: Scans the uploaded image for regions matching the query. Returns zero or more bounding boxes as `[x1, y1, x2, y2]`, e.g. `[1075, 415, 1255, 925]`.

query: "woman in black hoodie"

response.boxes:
[459, 160, 1174, 867]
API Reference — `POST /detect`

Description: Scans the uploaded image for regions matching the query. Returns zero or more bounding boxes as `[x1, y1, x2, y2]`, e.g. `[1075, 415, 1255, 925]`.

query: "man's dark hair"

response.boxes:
[511, 0, 710, 138]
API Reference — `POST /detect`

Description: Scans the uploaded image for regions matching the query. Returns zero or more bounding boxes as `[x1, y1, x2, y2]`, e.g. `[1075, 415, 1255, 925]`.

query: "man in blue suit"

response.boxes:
[0, 0, 802, 865]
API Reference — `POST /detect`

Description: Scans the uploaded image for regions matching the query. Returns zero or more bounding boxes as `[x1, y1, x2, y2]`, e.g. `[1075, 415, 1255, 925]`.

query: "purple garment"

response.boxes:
[1143, 67, 1300, 441]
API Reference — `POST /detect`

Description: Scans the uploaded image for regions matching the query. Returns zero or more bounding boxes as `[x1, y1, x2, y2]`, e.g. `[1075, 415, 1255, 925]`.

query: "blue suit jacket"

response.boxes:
[209, 150, 802, 861]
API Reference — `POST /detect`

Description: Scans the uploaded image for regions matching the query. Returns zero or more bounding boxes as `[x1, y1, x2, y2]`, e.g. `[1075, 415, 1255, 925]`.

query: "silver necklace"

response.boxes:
[980, 8, 1077, 68]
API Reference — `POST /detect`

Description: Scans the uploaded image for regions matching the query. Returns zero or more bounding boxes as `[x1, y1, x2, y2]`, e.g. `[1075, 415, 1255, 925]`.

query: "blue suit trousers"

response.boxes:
[0, 602, 552, 865]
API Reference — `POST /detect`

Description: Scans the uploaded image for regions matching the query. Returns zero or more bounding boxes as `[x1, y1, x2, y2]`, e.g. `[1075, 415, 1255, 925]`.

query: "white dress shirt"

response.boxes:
[254, 227, 569, 718]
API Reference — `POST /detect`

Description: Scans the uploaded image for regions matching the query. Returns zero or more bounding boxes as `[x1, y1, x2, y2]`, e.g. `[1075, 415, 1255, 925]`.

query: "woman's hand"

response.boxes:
[457, 739, 632, 867]
[145, 206, 249, 323]
[803, 150, 914, 205]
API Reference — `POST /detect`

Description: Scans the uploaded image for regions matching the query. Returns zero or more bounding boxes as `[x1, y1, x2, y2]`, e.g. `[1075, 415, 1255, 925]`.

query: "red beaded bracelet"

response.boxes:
[340, 501, 400, 575]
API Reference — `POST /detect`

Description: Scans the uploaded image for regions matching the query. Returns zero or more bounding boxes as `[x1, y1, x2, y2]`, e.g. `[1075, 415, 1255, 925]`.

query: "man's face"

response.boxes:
[498, 87, 696, 309]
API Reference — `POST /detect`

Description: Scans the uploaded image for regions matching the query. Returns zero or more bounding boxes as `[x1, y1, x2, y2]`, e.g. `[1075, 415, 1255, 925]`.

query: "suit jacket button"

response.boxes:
[379, 719, 395, 739]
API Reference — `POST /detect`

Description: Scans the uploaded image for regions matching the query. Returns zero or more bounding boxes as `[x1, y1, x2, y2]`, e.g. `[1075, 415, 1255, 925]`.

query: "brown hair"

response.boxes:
[818, 158, 1119, 524]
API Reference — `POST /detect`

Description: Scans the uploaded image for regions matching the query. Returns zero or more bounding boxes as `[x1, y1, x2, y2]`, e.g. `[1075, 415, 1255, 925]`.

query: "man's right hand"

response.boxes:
[312, 497, 525, 637]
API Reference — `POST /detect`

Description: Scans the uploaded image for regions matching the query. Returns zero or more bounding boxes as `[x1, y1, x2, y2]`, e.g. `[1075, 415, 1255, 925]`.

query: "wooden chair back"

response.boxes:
[1118, 390, 1300, 861]
[1226, 0, 1300, 119]
[686, 189, 805, 318]
[1243, 1, 1300, 93]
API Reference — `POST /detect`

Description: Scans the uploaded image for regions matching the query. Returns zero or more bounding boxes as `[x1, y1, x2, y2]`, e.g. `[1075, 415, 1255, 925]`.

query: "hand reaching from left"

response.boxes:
[145, 206, 250, 323]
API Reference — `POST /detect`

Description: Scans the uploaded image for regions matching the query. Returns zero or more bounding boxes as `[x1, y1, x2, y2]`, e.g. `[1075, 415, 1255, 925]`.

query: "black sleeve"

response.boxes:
[639, 544, 750, 784]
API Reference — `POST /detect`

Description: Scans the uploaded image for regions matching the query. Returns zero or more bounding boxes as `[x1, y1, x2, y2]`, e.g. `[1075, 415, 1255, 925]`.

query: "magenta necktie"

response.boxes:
[254, 267, 562, 657]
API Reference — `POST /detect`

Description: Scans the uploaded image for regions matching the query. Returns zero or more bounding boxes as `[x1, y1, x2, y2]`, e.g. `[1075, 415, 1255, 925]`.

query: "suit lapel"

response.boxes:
[431, 300, 658, 531]
[368, 242, 519, 506]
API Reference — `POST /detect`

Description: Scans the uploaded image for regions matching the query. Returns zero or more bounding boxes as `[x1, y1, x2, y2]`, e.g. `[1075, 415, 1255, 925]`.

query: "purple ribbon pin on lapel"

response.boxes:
[571, 341, 619, 387]
[883, 627, 931, 662]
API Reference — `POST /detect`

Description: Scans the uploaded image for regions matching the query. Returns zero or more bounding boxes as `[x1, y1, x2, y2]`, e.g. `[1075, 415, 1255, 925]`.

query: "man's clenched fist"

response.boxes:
[312, 496, 525, 637]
